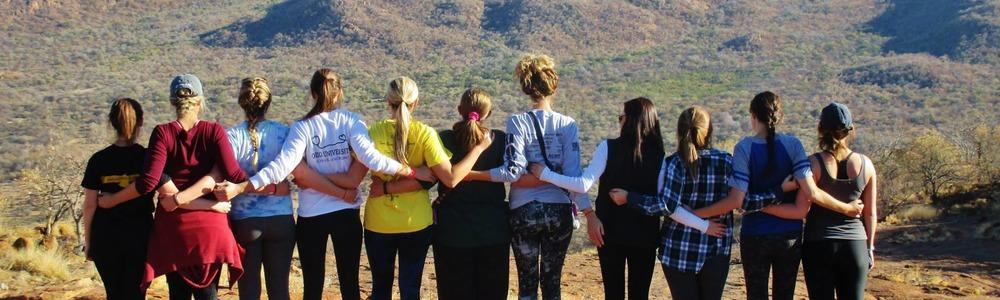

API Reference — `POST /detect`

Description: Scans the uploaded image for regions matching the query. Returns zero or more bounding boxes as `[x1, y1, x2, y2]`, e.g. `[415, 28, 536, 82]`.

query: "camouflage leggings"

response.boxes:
[510, 202, 574, 300]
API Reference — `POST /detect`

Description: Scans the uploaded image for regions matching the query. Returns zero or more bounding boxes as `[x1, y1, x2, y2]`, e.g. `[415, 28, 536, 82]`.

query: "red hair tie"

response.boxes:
[468, 111, 480, 121]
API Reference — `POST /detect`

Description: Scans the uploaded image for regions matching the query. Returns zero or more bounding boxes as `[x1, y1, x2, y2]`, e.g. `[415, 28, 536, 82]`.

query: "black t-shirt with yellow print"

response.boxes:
[81, 144, 155, 253]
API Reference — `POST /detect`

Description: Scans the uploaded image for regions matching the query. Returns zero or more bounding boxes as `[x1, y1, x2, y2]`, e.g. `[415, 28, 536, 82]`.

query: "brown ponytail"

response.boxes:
[304, 68, 343, 120]
[238, 77, 272, 170]
[676, 106, 713, 178]
[818, 126, 853, 156]
[109, 98, 143, 144]
[749, 91, 783, 175]
[453, 88, 493, 152]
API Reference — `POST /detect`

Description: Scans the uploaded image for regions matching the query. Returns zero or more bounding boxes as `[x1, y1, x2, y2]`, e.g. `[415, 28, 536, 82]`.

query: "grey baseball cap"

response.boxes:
[170, 74, 203, 98]
[820, 102, 853, 130]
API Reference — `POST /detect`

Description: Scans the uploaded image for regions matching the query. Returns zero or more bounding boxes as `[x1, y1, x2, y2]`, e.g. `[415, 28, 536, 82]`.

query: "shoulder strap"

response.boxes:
[527, 111, 559, 172]
[814, 153, 830, 179]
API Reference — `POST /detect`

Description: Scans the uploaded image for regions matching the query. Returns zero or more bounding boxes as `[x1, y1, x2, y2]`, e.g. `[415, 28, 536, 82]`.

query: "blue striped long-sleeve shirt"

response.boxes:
[730, 133, 813, 235]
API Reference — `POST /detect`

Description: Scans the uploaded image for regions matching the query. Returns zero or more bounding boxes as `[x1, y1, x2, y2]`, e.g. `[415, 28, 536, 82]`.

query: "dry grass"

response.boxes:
[898, 204, 939, 222]
[0, 247, 72, 280]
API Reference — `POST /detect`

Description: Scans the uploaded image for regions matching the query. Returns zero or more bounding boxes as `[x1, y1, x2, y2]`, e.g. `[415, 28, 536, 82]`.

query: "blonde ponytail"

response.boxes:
[385, 76, 419, 167]
[238, 77, 272, 171]
[676, 106, 713, 178]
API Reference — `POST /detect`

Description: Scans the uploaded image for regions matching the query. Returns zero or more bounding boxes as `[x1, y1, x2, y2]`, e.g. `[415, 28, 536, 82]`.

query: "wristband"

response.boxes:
[406, 167, 417, 180]
[271, 184, 278, 195]
[383, 181, 390, 195]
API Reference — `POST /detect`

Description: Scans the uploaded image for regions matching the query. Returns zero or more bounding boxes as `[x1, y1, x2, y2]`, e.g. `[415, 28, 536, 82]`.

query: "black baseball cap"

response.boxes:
[820, 102, 853, 130]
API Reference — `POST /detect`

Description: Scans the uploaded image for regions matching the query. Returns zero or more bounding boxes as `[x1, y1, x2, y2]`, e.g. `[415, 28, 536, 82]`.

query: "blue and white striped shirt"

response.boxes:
[730, 134, 813, 235]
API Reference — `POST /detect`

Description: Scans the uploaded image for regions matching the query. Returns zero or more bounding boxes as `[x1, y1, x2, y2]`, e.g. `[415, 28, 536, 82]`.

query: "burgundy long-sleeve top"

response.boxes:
[138, 121, 248, 289]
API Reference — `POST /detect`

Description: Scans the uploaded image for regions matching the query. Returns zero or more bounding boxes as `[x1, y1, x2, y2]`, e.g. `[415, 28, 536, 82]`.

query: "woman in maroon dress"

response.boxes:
[99, 74, 248, 300]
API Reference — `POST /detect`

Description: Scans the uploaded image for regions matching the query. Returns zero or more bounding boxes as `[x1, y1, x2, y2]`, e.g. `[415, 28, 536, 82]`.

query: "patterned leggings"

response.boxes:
[510, 202, 574, 300]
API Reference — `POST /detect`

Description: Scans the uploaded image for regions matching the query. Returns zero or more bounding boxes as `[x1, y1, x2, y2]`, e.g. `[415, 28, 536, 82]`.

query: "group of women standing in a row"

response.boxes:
[80, 53, 878, 300]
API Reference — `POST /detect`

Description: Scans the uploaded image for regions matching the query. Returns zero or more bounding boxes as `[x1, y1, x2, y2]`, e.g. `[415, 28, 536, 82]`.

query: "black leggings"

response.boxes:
[296, 209, 364, 300]
[802, 239, 869, 300]
[433, 243, 510, 300]
[91, 226, 149, 300]
[232, 215, 296, 300]
[740, 233, 802, 300]
[166, 271, 219, 300]
[662, 254, 731, 300]
[597, 243, 656, 300]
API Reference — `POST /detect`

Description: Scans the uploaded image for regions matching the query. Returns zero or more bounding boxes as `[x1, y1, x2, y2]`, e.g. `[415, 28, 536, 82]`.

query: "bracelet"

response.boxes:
[406, 167, 417, 180]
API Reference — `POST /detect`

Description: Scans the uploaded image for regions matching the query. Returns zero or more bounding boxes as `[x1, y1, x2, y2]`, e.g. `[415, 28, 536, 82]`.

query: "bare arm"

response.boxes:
[368, 176, 425, 198]
[803, 156, 863, 217]
[324, 158, 369, 189]
[512, 173, 546, 188]
[157, 180, 229, 213]
[861, 158, 878, 250]
[694, 188, 744, 218]
[291, 161, 358, 202]
[465, 170, 493, 181]
[82, 189, 97, 259]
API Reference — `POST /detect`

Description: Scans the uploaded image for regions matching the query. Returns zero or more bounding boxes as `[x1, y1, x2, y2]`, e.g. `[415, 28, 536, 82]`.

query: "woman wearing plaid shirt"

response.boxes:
[609, 106, 792, 300]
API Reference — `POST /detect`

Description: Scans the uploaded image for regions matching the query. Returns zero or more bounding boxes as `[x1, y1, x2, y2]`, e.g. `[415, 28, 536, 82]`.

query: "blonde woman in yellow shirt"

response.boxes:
[363, 76, 492, 300]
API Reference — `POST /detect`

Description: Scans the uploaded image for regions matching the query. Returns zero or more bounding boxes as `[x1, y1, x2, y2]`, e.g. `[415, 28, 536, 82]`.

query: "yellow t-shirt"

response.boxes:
[364, 119, 451, 234]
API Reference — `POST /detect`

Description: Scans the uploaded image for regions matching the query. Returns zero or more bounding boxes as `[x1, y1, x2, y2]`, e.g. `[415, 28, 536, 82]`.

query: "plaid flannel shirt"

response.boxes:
[626, 149, 780, 273]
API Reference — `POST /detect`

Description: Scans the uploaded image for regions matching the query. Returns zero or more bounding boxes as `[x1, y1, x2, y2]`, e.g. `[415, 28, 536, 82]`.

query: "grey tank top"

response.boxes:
[804, 152, 868, 241]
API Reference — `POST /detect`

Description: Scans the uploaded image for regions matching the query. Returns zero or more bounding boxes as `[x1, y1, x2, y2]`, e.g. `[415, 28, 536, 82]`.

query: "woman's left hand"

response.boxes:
[609, 188, 628, 205]
[96, 193, 115, 209]
[586, 213, 605, 248]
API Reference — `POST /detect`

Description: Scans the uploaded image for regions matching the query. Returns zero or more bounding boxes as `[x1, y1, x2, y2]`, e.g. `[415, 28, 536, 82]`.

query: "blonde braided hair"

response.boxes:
[170, 88, 202, 116]
[238, 77, 272, 170]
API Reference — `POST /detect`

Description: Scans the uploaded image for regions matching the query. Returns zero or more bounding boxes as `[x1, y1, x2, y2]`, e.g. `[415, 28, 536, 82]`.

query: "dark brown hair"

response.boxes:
[304, 68, 343, 120]
[749, 91, 783, 175]
[109, 98, 143, 143]
[453, 88, 493, 152]
[818, 122, 853, 155]
[619, 97, 664, 164]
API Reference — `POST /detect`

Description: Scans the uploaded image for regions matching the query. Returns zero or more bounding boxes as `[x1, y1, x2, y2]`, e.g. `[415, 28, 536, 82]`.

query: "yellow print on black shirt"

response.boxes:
[102, 174, 138, 188]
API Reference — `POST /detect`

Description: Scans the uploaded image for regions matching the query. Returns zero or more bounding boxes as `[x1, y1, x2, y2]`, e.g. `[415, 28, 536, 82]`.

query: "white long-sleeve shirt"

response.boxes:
[539, 140, 709, 233]
[249, 109, 403, 217]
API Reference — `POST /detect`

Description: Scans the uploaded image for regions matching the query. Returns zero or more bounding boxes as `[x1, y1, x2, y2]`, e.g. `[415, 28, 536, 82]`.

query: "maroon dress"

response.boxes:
[135, 121, 248, 289]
